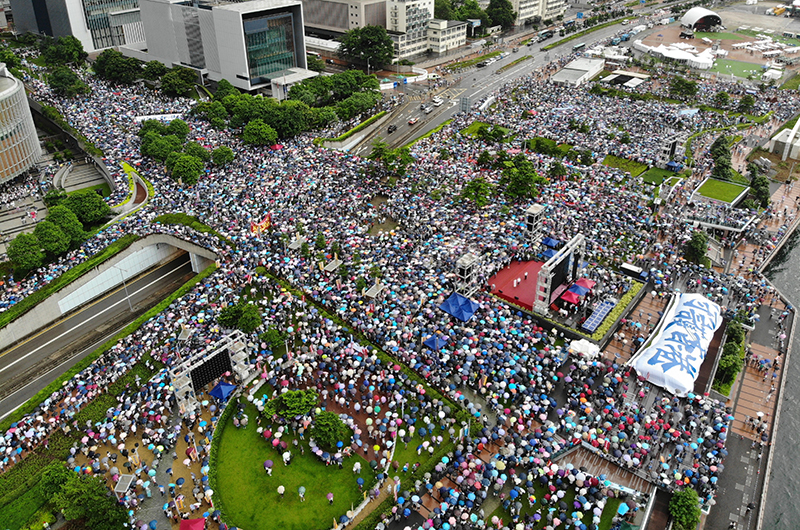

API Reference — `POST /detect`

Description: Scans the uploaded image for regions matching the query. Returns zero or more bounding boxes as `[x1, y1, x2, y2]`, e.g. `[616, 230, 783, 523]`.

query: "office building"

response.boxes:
[9, 0, 146, 51]
[426, 18, 465, 54]
[123, 0, 316, 94]
[0, 63, 41, 183]
[301, 0, 385, 36]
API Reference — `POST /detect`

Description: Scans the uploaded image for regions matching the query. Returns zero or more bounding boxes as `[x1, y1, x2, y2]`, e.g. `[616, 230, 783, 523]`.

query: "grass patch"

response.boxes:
[448, 51, 501, 70]
[67, 182, 110, 197]
[709, 59, 764, 79]
[696, 178, 748, 203]
[404, 119, 453, 149]
[601, 154, 648, 177]
[497, 55, 532, 73]
[542, 18, 634, 51]
[315, 111, 387, 145]
[214, 403, 373, 530]
[780, 75, 800, 91]
[664, 176, 683, 187]
[154, 212, 231, 248]
[642, 167, 678, 185]
[694, 31, 744, 41]
[461, 120, 492, 136]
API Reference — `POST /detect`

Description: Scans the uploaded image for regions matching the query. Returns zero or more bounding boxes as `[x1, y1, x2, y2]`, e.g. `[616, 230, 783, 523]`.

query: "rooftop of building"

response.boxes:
[0, 63, 18, 98]
[171, 0, 301, 12]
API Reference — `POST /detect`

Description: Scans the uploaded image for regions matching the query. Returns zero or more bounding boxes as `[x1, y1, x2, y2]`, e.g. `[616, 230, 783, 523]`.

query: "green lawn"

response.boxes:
[781, 75, 800, 90]
[694, 31, 744, 41]
[696, 178, 748, 203]
[602, 155, 648, 177]
[391, 430, 452, 472]
[67, 182, 111, 197]
[641, 167, 677, 185]
[461, 121, 491, 136]
[664, 176, 683, 187]
[709, 59, 763, 79]
[215, 403, 374, 530]
[488, 482, 622, 530]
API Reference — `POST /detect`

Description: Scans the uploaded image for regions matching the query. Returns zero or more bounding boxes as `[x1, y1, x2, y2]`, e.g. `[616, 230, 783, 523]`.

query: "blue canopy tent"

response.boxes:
[209, 382, 237, 401]
[423, 335, 449, 350]
[542, 237, 561, 248]
[542, 248, 557, 259]
[568, 284, 590, 296]
[439, 293, 480, 322]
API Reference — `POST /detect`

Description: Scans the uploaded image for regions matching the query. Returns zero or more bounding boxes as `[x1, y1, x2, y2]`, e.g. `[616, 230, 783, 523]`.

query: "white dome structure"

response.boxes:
[681, 7, 722, 31]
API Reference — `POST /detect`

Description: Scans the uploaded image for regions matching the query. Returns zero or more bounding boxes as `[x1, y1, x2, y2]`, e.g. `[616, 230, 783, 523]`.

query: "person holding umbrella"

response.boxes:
[277, 485, 285, 498]
[327, 492, 334, 505]
[298, 486, 306, 502]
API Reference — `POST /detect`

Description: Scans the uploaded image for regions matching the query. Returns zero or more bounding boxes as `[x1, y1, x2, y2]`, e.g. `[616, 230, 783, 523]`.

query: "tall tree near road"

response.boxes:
[337, 26, 394, 69]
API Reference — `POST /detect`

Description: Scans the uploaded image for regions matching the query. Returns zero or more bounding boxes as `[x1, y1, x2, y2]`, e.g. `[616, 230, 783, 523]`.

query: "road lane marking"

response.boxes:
[0, 261, 191, 374]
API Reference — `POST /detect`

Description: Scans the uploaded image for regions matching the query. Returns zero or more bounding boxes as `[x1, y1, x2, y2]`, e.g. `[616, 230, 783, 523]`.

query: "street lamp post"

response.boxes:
[116, 265, 133, 312]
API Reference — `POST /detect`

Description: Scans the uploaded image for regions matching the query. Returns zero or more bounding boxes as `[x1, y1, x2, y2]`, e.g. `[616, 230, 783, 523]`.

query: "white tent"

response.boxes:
[569, 339, 600, 360]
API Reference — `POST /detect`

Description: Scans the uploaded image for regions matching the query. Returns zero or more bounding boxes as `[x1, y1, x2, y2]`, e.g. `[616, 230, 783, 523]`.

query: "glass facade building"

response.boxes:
[82, 0, 139, 49]
[243, 10, 296, 85]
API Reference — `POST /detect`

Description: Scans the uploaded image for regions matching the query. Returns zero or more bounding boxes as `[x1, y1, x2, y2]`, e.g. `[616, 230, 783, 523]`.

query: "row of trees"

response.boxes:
[192, 72, 380, 138]
[138, 118, 234, 185]
[715, 320, 746, 386]
[8, 190, 111, 274]
[41, 464, 128, 530]
[260, 389, 350, 450]
[93, 48, 196, 96]
[433, 0, 515, 32]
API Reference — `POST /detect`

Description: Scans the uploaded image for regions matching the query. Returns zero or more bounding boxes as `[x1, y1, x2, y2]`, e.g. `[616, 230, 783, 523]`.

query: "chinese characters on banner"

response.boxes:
[632, 293, 722, 396]
[250, 213, 272, 234]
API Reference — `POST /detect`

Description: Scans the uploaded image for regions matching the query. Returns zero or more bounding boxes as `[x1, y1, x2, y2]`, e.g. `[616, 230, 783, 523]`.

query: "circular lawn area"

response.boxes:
[214, 403, 375, 530]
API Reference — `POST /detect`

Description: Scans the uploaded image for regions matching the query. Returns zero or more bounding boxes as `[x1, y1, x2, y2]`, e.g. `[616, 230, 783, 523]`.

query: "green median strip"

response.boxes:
[403, 119, 452, 149]
[542, 18, 634, 51]
[314, 111, 387, 146]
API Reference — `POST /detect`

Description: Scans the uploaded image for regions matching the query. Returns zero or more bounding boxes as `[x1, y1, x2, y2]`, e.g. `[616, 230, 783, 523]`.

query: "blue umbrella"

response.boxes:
[149, 521, 158, 530]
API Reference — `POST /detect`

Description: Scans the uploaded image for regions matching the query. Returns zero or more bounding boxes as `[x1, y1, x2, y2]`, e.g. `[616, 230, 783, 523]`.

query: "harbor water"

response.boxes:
[761, 227, 800, 529]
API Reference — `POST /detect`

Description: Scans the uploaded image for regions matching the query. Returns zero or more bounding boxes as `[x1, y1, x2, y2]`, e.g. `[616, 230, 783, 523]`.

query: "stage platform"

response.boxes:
[489, 260, 544, 311]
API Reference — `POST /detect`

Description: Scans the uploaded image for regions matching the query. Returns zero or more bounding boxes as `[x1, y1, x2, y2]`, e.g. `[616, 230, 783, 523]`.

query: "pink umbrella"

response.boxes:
[183, 458, 191, 466]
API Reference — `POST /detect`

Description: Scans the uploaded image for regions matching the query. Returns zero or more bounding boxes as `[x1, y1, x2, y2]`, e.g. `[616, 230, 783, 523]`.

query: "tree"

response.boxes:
[166, 119, 190, 141]
[669, 77, 698, 100]
[214, 78, 239, 101]
[161, 66, 197, 96]
[263, 389, 319, 419]
[142, 60, 168, 81]
[47, 205, 84, 247]
[138, 119, 168, 138]
[455, 0, 491, 32]
[243, 119, 278, 146]
[54, 474, 129, 530]
[172, 154, 204, 185]
[435, 0, 455, 20]
[184, 141, 210, 162]
[713, 91, 730, 108]
[218, 303, 244, 329]
[93, 49, 141, 84]
[309, 411, 351, 450]
[499, 155, 547, 200]
[738, 94, 756, 114]
[337, 25, 394, 69]
[477, 150, 494, 168]
[669, 489, 701, 530]
[49, 67, 89, 98]
[237, 303, 263, 333]
[63, 189, 111, 225]
[459, 177, 495, 208]
[8, 233, 44, 273]
[34, 220, 69, 257]
[212, 146, 235, 166]
[41, 36, 87, 66]
[486, 0, 517, 29]
[40, 463, 74, 498]
[0, 49, 21, 69]
[307, 55, 326, 72]
[684, 230, 708, 265]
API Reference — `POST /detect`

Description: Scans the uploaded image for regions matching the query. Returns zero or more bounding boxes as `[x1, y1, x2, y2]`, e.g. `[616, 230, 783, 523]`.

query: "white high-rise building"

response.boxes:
[0, 63, 41, 183]
[387, 0, 432, 57]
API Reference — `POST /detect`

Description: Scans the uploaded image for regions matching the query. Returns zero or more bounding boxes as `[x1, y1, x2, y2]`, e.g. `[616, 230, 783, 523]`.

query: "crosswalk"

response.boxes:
[405, 88, 467, 101]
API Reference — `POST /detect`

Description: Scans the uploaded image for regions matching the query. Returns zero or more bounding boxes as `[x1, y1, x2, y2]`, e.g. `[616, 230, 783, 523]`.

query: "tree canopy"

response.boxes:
[669, 77, 698, 100]
[62, 189, 111, 225]
[337, 25, 394, 68]
[309, 411, 351, 450]
[498, 154, 548, 200]
[458, 177, 495, 208]
[669, 489, 702, 530]
[243, 119, 278, 146]
[53, 474, 129, 530]
[172, 154, 205, 185]
[93, 49, 142, 84]
[34, 221, 69, 257]
[161, 66, 197, 96]
[263, 389, 319, 419]
[40, 36, 87, 66]
[48, 67, 90, 98]
[486, 0, 516, 29]
[212, 146, 235, 166]
[683, 230, 708, 265]
[8, 233, 44, 273]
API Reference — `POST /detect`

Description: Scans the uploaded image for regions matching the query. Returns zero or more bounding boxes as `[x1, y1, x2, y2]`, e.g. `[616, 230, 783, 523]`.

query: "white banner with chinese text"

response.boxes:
[631, 293, 722, 396]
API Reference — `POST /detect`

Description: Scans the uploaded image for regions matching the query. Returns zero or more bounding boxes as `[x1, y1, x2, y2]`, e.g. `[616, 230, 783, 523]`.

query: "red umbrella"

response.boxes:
[180, 519, 206, 530]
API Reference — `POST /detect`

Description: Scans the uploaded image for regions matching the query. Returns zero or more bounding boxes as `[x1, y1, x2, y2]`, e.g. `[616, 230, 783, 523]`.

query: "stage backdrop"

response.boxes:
[632, 293, 722, 396]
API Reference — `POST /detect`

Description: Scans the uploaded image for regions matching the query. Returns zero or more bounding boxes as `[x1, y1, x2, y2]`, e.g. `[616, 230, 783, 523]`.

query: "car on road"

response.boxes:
[387, 124, 397, 133]
[477, 61, 487, 67]
[432, 97, 444, 107]
[408, 117, 419, 125]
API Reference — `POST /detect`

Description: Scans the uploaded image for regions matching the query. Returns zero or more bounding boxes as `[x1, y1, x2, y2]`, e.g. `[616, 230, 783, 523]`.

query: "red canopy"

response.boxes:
[561, 291, 581, 304]
[180, 519, 206, 530]
[575, 278, 596, 289]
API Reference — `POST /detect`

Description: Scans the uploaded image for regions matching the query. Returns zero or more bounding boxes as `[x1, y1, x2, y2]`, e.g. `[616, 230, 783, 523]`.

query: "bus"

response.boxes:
[573, 42, 586, 51]
[538, 29, 554, 40]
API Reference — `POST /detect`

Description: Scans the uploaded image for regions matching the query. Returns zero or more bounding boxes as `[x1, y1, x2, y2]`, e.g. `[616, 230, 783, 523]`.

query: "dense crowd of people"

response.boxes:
[0, 36, 796, 530]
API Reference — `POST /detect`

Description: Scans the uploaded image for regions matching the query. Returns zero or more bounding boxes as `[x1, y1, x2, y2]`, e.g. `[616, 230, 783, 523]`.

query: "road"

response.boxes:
[351, 13, 667, 155]
[0, 253, 194, 420]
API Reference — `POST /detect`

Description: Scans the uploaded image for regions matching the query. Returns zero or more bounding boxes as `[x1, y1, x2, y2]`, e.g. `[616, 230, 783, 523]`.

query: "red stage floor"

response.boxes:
[489, 260, 544, 311]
